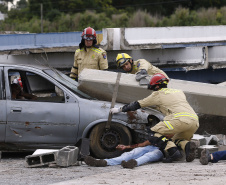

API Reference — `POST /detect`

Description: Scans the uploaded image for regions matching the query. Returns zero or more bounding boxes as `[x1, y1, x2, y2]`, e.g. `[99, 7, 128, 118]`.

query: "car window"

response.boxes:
[44, 69, 93, 99]
[9, 70, 65, 103]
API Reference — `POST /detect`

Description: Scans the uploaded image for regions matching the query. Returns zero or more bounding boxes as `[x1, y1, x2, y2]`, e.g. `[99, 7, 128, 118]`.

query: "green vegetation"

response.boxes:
[0, 0, 226, 33]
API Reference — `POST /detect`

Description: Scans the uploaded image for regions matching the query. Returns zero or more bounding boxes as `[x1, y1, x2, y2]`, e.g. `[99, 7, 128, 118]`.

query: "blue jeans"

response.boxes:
[212, 150, 226, 163]
[105, 145, 163, 166]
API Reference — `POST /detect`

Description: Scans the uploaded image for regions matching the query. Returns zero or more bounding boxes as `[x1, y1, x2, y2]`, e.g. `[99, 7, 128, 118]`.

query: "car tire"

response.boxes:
[89, 122, 132, 159]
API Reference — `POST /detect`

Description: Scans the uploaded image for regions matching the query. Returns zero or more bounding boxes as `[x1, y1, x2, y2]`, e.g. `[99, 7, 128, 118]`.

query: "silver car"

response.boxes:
[0, 63, 163, 159]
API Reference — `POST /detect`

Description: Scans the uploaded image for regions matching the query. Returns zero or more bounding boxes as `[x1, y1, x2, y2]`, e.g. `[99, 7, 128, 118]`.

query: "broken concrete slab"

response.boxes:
[78, 69, 226, 117]
[32, 149, 59, 155]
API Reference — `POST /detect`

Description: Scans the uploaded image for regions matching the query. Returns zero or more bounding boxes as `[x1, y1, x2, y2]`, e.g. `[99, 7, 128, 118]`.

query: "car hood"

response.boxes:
[78, 98, 162, 125]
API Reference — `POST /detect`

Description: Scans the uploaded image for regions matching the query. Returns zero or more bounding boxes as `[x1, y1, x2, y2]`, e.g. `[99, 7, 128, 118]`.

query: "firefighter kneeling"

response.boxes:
[110, 73, 199, 163]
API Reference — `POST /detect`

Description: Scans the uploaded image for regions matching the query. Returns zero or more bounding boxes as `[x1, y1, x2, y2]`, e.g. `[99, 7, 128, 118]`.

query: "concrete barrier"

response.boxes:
[78, 69, 226, 117]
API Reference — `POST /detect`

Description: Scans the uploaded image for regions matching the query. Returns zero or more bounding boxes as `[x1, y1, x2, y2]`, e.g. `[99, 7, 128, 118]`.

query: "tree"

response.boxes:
[17, 0, 28, 9]
[0, 0, 13, 13]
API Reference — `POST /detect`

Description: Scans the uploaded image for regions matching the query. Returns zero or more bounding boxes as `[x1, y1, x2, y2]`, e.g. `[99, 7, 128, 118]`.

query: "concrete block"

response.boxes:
[215, 134, 226, 145]
[192, 134, 206, 147]
[56, 146, 79, 167]
[204, 135, 219, 145]
[25, 150, 58, 168]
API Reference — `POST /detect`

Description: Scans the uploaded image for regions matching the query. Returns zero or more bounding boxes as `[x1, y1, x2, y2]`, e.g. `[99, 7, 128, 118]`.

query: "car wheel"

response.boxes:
[89, 122, 132, 159]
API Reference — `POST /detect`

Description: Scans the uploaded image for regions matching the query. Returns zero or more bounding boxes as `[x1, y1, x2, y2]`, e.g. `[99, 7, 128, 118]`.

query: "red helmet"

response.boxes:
[148, 73, 169, 90]
[81, 27, 96, 40]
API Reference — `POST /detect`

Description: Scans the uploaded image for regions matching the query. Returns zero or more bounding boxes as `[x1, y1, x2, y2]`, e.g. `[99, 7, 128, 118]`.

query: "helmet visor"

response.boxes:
[82, 34, 96, 40]
[117, 58, 129, 68]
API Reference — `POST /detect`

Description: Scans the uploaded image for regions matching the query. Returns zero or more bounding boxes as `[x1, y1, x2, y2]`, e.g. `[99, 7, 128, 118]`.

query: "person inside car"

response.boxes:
[11, 83, 37, 100]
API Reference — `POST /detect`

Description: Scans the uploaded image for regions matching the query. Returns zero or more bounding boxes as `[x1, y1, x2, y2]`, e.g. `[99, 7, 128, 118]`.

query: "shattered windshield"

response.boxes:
[43, 69, 92, 99]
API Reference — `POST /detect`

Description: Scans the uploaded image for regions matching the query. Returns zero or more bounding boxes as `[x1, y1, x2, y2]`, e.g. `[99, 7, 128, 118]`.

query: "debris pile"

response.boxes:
[192, 133, 226, 158]
[25, 146, 79, 168]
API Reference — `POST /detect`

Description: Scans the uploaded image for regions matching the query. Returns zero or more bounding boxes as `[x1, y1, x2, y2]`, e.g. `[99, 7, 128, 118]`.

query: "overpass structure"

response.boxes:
[0, 26, 226, 83]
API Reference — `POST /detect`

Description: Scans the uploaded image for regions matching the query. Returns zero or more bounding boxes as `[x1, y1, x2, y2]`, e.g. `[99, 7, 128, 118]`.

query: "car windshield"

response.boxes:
[43, 69, 92, 99]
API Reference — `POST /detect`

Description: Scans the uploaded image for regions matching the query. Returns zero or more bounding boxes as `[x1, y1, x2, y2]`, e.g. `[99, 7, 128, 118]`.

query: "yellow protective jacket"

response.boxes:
[138, 88, 199, 124]
[70, 46, 108, 79]
[130, 59, 169, 79]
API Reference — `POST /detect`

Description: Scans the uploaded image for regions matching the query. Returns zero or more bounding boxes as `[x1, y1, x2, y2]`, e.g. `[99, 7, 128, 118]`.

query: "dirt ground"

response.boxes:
[0, 152, 226, 185]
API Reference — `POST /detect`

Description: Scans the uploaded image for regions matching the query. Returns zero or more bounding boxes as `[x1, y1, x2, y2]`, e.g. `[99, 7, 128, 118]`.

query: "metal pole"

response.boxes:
[41, 3, 43, 33]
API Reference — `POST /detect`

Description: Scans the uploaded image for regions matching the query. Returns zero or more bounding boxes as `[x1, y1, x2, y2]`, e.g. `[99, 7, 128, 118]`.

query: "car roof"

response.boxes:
[0, 62, 51, 71]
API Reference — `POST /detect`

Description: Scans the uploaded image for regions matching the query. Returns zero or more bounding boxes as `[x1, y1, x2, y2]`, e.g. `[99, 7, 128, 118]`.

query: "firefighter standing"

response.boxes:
[70, 27, 108, 81]
[115, 53, 169, 84]
[110, 73, 199, 163]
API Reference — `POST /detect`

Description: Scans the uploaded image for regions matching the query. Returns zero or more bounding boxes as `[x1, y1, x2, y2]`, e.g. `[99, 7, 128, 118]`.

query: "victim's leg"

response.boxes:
[106, 145, 157, 166]
[135, 148, 164, 166]
[212, 150, 226, 163]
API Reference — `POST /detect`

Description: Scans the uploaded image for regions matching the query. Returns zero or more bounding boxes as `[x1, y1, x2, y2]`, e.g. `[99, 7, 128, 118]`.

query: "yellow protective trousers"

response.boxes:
[151, 112, 199, 151]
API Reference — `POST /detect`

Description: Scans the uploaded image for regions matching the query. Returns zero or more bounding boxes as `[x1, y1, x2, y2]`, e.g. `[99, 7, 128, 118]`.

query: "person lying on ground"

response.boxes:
[84, 140, 164, 169]
[200, 149, 226, 165]
[11, 83, 37, 100]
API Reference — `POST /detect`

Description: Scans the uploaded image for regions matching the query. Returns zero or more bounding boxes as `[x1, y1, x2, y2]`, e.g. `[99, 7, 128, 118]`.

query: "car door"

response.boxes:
[4, 67, 80, 148]
[0, 67, 6, 142]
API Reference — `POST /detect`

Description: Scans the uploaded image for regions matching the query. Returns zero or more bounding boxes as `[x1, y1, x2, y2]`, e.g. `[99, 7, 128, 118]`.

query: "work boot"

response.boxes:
[200, 149, 211, 165]
[84, 156, 107, 167]
[185, 141, 196, 162]
[163, 147, 183, 163]
[121, 159, 137, 169]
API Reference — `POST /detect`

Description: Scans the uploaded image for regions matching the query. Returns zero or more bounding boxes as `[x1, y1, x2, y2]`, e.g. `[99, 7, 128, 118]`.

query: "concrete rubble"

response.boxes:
[25, 146, 79, 168]
[56, 146, 79, 167]
[191, 134, 225, 158]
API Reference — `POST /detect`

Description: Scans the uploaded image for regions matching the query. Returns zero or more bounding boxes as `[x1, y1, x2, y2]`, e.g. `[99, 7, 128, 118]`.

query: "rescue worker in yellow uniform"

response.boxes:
[115, 53, 169, 84]
[110, 73, 199, 163]
[70, 27, 108, 81]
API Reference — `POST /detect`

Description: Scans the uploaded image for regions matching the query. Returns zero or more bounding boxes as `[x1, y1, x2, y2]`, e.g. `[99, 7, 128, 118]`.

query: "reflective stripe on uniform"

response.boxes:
[133, 65, 137, 70]
[76, 49, 84, 53]
[174, 112, 198, 120]
[162, 137, 168, 142]
[163, 121, 174, 130]
[91, 48, 102, 54]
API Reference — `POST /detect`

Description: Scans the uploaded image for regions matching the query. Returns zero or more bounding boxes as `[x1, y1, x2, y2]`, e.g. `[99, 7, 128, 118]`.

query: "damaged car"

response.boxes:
[0, 63, 163, 159]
